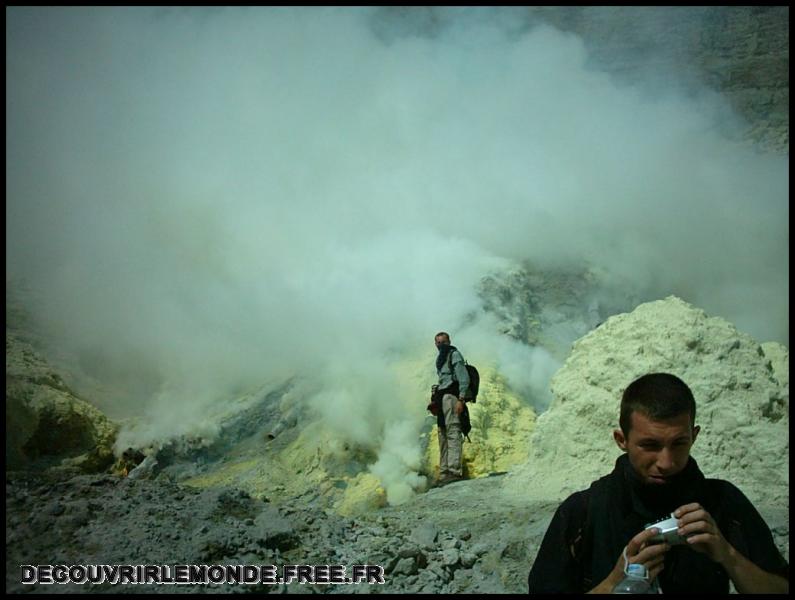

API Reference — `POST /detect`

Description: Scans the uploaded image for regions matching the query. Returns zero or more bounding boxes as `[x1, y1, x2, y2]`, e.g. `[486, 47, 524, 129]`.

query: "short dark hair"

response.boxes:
[435, 331, 450, 341]
[620, 373, 696, 437]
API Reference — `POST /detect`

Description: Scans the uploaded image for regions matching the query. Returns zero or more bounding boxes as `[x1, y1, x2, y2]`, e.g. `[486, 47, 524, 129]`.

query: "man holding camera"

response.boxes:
[528, 373, 789, 594]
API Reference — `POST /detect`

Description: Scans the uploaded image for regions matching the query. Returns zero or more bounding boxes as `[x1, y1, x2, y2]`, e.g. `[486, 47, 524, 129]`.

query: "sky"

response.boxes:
[6, 7, 788, 501]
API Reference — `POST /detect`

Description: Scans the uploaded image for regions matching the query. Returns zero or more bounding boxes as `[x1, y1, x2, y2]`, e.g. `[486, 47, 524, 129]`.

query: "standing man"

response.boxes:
[527, 372, 789, 594]
[431, 331, 471, 487]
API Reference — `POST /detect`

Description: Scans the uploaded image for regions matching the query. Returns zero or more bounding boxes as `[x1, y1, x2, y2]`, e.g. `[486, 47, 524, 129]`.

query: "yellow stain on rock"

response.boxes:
[183, 420, 384, 513]
[183, 357, 536, 512]
[183, 458, 262, 489]
[333, 472, 387, 517]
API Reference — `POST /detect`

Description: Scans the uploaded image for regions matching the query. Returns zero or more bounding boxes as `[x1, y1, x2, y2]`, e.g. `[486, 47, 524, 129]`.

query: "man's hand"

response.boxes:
[589, 527, 670, 593]
[675, 503, 731, 564]
[455, 399, 465, 415]
[675, 502, 788, 593]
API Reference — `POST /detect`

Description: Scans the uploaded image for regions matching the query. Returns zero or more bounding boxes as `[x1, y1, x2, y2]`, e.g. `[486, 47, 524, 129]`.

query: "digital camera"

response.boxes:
[644, 512, 688, 545]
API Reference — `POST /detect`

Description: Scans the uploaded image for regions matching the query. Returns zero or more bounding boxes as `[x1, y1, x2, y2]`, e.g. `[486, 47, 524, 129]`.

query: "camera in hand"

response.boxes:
[644, 512, 688, 545]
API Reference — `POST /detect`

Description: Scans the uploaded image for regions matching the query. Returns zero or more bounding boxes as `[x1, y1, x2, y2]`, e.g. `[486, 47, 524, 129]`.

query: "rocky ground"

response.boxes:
[5, 458, 789, 595]
[5, 467, 553, 594]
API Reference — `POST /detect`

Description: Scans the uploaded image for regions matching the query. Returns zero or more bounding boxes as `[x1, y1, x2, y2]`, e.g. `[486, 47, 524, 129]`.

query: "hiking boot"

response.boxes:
[432, 474, 464, 488]
[430, 475, 451, 489]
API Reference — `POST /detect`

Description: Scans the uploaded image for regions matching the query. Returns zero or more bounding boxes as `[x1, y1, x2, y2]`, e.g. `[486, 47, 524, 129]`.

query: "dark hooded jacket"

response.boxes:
[528, 454, 789, 593]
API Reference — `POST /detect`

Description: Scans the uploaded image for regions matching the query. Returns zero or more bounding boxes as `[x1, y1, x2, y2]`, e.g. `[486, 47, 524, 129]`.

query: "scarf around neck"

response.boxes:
[436, 344, 456, 372]
[620, 452, 709, 521]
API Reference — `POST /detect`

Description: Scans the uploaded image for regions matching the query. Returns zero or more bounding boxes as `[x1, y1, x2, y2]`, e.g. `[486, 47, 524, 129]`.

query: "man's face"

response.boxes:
[613, 411, 700, 485]
[435, 335, 450, 348]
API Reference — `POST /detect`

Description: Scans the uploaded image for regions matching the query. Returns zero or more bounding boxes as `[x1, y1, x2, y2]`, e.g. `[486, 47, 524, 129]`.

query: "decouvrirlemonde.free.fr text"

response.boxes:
[21, 564, 385, 585]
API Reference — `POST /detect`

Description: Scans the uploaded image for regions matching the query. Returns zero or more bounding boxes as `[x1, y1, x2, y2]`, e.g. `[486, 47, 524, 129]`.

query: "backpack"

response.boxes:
[450, 353, 480, 441]
[463, 362, 480, 403]
[447, 351, 479, 402]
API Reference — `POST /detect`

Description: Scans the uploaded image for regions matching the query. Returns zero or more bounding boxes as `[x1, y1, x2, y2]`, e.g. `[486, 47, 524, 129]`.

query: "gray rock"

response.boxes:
[426, 564, 450, 583]
[382, 555, 401, 575]
[366, 525, 387, 537]
[442, 536, 461, 549]
[441, 548, 460, 567]
[460, 552, 478, 568]
[127, 455, 158, 480]
[470, 542, 490, 556]
[252, 505, 296, 551]
[397, 544, 421, 559]
[392, 557, 419, 576]
[47, 501, 65, 516]
[409, 523, 438, 549]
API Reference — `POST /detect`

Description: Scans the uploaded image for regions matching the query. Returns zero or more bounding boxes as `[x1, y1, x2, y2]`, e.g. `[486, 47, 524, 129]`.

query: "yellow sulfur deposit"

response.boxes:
[333, 472, 387, 517]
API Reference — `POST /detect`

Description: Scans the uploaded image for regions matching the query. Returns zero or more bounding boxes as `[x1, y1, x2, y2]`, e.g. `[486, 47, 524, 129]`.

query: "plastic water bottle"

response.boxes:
[612, 563, 652, 594]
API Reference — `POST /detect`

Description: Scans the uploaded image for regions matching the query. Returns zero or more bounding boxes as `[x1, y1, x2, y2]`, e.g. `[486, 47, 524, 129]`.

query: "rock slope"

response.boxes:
[509, 296, 788, 509]
[6, 332, 118, 474]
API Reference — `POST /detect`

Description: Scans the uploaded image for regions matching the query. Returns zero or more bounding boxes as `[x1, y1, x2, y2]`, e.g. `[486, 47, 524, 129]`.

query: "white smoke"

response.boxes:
[369, 421, 429, 505]
[6, 7, 788, 502]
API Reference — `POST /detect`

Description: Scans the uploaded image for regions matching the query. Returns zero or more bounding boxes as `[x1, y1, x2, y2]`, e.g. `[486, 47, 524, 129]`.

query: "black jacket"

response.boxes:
[528, 455, 789, 593]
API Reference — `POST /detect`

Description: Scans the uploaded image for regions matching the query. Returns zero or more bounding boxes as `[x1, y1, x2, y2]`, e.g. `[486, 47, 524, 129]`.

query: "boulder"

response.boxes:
[508, 296, 788, 516]
[6, 332, 118, 472]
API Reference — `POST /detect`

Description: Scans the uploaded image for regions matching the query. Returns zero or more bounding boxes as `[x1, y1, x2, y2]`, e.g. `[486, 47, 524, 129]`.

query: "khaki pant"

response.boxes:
[438, 393, 463, 477]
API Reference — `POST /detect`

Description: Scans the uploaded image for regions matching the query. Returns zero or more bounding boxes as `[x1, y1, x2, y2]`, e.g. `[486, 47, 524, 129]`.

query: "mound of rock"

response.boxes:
[508, 296, 789, 516]
[6, 332, 118, 473]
